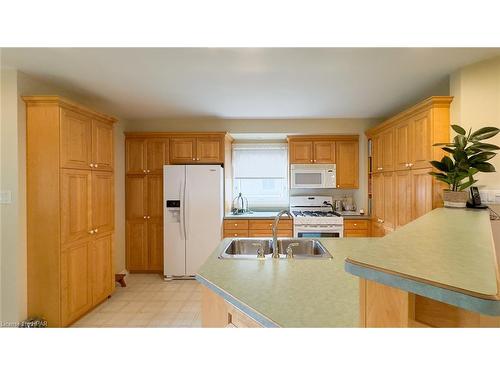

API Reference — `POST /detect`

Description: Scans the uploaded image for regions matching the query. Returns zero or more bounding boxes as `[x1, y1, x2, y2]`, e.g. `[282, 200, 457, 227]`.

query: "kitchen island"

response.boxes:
[197, 208, 500, 327]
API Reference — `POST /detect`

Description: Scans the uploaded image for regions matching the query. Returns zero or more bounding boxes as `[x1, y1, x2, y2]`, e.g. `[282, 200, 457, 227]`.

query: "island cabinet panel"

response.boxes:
[201, 285, 262, 328]
[25, 96, 116, 327]
[344, 219, 370, 237]
[336, 140, 359, 188]
[367, 97, 452, 237]
[289, 141, 314, 164]
[359, 279, 500, 328]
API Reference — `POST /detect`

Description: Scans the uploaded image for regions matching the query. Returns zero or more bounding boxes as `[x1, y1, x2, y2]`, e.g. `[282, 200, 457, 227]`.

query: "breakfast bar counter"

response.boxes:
[197, 208, 500, 327]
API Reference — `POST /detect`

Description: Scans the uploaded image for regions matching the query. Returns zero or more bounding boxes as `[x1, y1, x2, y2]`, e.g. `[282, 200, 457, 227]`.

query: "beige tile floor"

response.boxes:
[72, 274, 203, 328]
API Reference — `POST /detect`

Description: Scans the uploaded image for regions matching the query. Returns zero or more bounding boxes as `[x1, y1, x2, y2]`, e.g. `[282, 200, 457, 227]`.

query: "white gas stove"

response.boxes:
[290, 196, 344, 238]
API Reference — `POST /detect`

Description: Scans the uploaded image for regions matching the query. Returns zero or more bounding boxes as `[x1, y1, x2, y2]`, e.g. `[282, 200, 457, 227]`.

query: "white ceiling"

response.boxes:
[3, 48, 500, 120]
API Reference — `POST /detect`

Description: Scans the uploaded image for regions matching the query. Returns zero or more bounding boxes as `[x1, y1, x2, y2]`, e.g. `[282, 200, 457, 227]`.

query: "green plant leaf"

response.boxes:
[442, 147, 455, 153]
[475, 162, 496, 172]
[458, 179, 478, 191]
[451, 125, 466, 135]
[470, 127, 500, 140]
[430, 160, 448, 172]
[469, 143, 500, 151]
[469, 152, 497, 163]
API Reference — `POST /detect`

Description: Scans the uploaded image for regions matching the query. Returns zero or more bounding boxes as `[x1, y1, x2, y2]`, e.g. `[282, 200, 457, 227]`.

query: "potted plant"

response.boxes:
[429, 125, 499, 208]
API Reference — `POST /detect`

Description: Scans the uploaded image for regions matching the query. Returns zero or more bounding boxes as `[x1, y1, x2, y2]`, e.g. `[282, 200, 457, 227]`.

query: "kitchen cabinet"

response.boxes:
[201, 284, 262, 328]
[222, 218, 293, 238]
[126, 174, 164, 272]
[313, 141, 336, 164]
[147, 138, 170, 174]
[344, 219, 370, 237]
[335, 140, 359, 188]
[367, 97, 452, 237]
[25, 95, 117, 327]
[61, 109, 114, 171]
[126, 138, 147, 174]
[289, 141, 314, 163]
[170, 135, 225, 164]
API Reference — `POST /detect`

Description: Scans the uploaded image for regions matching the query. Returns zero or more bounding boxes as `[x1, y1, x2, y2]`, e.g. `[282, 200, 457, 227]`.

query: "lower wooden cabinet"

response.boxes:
[61, 233, 114, 326]
[223, 219, 293, 238]
[344, 219, 370, 237]
[201, 284, 262, 328]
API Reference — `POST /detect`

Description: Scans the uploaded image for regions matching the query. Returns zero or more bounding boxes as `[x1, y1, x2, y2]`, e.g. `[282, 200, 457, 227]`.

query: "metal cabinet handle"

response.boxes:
[94, 164, 98, 168]
[143, 169, 146, 173]
[408, 163, 413, 167]
[94, 228, 98, 233]
[314, 160, 317, 163]
[192, 158, 196, 161]
[146, 169, 150, 173]
[147, 216, 151, 219]
[89, 163, 94, 168]
[143, 215, 147, 219]
[88, 230, 95, 234]
[310, 159, 313, 162]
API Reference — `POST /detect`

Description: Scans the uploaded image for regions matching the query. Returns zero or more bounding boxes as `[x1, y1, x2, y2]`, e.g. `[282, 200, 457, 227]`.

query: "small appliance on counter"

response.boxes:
[231, 192, 251, 215]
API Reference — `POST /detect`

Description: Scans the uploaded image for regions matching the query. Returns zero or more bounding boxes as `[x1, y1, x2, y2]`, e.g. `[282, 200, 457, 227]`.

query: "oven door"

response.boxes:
[294, 224, 344, 238]
[291, 168, 327, 189]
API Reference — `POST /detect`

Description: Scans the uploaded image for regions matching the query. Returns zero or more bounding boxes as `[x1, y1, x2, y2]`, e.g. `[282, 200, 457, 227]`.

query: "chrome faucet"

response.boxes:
[272, 210, 293, 258]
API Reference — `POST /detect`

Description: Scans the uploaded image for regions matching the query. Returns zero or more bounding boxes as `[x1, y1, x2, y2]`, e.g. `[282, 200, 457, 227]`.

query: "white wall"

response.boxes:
[450, 56, 500, 190]
[125, 118, 379, 210]
[0, 69, 127, 322]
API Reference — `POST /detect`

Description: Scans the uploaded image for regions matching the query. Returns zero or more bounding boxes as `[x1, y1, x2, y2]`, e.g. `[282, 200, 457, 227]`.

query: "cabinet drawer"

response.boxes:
[248, 230, 293, 237]
[223, 229, 249, 238]
[344, 220, 368, 230]
[224, 219, 249, 230]
[344, 229, 370, 237]
[248, 219, 292, 231]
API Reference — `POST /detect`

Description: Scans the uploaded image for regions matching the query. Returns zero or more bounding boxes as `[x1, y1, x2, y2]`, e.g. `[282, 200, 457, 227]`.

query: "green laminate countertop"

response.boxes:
[345, 208, 500, 315]
[197, 238, 369, 327]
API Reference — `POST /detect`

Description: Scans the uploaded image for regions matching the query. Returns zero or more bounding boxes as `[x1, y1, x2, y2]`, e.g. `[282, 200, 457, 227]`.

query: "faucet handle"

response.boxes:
[253, 242, 265, 259]
[286, 243, 299, 259]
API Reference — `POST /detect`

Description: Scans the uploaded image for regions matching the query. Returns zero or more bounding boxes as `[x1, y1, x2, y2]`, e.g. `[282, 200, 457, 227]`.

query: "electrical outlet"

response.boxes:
[0, 190, 12, 204]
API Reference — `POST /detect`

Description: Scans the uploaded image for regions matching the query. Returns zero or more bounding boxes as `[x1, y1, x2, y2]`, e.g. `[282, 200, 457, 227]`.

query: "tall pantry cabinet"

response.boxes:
[24, 96, 116, 327]
[367, 96, 452, 237]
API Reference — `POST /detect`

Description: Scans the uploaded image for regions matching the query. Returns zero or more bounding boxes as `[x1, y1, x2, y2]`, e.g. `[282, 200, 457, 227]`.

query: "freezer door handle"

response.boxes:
[180, 178, 186, 240]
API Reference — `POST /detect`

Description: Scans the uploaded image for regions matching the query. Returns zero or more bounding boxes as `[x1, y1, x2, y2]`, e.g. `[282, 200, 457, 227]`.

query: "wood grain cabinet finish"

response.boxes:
[289, 141, 314, 163]
[313, 141, 336, 164]
[222, 218, 293, 238]
[170, 136, 224, 164]
[366, 97, 452, 238]
[196, 137, 223, 163]
[336, 140, 359, 188]
[24, 96, 116, 327]
[126, 220, 149, 271]
[146, 138, 169, 174]
[170, 137, 197, 163]
[344, 219, 370, 237]
[126, 138, 147, 174]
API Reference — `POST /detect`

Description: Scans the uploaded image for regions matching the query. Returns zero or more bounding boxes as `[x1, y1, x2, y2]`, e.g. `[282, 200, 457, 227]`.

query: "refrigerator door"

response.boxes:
[185, 165, 223, 276]
[163, 165, 187, 277]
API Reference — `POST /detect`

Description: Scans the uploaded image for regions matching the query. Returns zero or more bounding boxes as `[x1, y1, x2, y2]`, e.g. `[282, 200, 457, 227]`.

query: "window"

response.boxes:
[232, 143, 289, 208]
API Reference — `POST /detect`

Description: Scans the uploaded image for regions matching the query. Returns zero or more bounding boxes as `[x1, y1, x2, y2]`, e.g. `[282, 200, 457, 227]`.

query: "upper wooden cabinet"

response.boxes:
[170, 135, 225, 164]
[60, 109, 114, 171]
[336, 140, 359, 189]
[126, 139, 147, 174]
[289, 141, 314, 163]
[24, 96, 116, 327]
[288, 135, 359, 188]
[289, 138, 338, 164]
[147, 138, 169, 174]
[367, 96, 452, 237]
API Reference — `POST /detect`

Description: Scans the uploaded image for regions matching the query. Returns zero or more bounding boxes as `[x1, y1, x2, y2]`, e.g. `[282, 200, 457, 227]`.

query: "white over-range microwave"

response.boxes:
[290, 164, 336, 189]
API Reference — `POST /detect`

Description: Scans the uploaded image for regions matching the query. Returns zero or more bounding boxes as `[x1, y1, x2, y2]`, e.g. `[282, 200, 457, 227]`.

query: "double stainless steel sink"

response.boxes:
[219, 238, 332, 259]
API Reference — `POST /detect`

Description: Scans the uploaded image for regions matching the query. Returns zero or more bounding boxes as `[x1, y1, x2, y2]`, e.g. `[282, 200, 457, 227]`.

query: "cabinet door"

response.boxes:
[382, 172, 395, 230]
[91, 233, 113, 304]
[410, 111, 432, 169]
[336, 141, 359, 188]
[381, 130, 394, 171]
[126, 220, 148, 271]
[289, 141, 313, 164]
[313, 141, 336, 164]
[126, 139, 147, 174]
[411, 168, 433, 220]
[92, 171, 114, 235]
[196, 137, 223, 163]
[148, 219, 163, 272]
[170, 137, 196, 163]
[60, 109, 92, 170]
[372, 134, 383, 172]
[395, 170, 412, 228]
[147, 138, 169, 174]
[61, 240, 92, 326]
[147, 175, 163, 220]
[126, 176, 147, 220]
[394, 121, 410, 170]
[92, 120, 114, 171]
[61, 169, 92, 245]
[372, 173, 384, 222]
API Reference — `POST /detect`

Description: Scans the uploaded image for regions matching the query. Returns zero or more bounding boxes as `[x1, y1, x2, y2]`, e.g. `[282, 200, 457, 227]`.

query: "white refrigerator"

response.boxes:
[163, 165, 223, 278]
